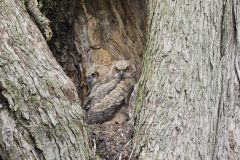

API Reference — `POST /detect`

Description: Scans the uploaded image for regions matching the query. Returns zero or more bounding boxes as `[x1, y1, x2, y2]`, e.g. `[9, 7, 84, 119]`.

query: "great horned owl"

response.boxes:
[83, 64, 120, 110]
[86, 60, 136, 124]
[86, 64, 110, 90]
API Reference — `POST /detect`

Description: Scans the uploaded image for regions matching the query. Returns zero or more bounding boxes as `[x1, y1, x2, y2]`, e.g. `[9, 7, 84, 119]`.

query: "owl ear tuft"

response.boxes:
[111, 60, 117, 66]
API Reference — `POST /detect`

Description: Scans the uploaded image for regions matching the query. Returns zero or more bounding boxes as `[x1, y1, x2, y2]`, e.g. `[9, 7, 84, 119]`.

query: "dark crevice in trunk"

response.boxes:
[0, 84, 18, 122]
[220, 0, 226, 59]
[39, 0, 146, 159]
[232, 1, 240, 85]
[232, 0, 237, 43]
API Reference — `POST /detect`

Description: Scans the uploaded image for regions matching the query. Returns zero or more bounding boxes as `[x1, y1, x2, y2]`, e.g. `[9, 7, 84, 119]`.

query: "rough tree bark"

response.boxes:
[133, 0, 240, 159]
[0, 0, 90, 159]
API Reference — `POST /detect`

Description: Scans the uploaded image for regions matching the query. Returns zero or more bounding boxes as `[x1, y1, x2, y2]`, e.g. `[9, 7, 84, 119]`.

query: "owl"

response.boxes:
[85, 60, 136, 124]
[86, 64, 110, 90]
[84, 64, 117, 110]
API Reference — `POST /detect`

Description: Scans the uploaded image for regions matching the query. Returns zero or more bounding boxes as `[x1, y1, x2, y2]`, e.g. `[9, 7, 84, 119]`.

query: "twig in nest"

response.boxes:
[128, 147, 134, 160]
[118, 139, 132, 160]
[92, 138, 97, 160]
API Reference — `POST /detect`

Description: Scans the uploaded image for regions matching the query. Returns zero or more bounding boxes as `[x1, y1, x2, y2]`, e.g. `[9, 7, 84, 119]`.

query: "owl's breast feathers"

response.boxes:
[83, 78, 120, 110]
[86, 78, 135, 124]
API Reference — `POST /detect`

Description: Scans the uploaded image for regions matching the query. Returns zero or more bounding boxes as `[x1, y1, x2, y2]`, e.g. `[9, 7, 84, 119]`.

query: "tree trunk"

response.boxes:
[133, 0, 240, 159]
[0, 0, 90, 159]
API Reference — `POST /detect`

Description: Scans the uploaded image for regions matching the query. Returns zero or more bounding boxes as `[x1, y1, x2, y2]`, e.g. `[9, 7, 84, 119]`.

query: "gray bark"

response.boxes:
[133, 0, 240, 159]
[0, 0, 90, 159]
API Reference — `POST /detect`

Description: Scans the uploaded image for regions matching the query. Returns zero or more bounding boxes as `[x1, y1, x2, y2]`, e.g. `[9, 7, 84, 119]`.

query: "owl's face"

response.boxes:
[111, 60, 134, 79]
[87, 71, 99, 89]
[86, 64, 110, 89]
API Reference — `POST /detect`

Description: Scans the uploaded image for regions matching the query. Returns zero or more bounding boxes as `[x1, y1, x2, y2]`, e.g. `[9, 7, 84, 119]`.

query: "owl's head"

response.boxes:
[110, 60, 136, 79]
[86, 64, 110, 89]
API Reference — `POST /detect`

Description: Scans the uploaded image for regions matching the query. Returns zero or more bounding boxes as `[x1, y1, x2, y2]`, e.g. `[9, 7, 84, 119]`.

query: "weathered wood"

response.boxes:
[0, 0, 90, 159]
[74, 0, 146, 99]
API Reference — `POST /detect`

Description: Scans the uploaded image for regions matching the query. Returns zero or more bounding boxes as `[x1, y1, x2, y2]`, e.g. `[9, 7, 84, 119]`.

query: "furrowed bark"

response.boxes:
[0, 0, 90, 159]
[133, 0, 240, 159]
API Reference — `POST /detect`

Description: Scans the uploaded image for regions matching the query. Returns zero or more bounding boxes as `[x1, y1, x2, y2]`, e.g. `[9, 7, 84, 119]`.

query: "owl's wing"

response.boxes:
[83, 78, 120, 111]
[86, 81, 131, 124]
[91, 79, 119, 101]
[86, 98, 125, 124]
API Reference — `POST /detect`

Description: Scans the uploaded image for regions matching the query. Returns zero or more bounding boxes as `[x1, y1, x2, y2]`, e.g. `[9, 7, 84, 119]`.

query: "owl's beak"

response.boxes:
[120, 71, 123, 75]
[119, 71, 124, 79]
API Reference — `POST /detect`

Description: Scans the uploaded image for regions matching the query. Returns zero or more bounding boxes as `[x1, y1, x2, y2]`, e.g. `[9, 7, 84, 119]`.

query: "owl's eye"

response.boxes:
[124, 67, 129, 71]
[115, 68, 120, 72]
[91, 72, 99, 78]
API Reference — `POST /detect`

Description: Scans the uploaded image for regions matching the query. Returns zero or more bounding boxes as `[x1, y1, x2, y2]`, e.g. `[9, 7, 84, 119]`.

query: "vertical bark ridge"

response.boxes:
[211, 1, 226, 158]
[213, 0, 240, 159]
